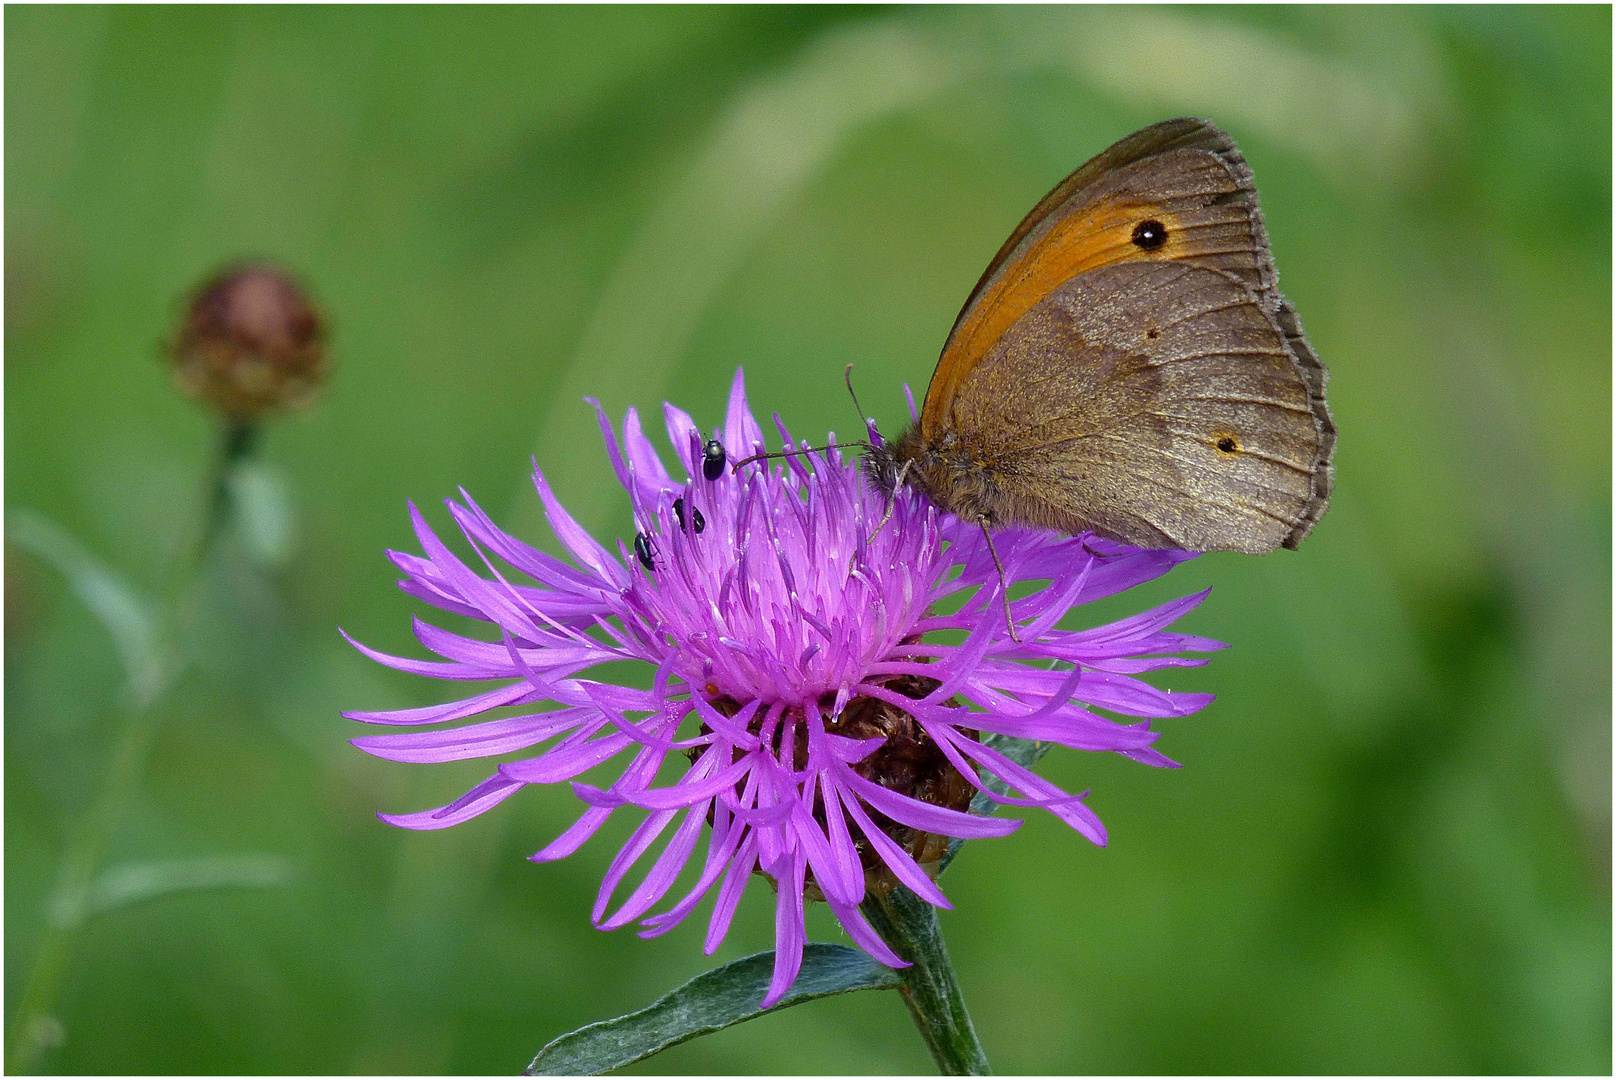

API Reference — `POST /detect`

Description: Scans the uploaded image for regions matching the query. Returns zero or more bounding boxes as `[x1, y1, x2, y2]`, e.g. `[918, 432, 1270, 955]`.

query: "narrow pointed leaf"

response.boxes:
[525, 943, 900, 1075]
[49, 854, 296, 929]
[7, 507, 166, 703]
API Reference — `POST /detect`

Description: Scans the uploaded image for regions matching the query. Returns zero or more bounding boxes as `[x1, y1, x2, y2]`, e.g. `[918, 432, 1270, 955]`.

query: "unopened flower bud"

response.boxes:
[170, 264, 326, 420]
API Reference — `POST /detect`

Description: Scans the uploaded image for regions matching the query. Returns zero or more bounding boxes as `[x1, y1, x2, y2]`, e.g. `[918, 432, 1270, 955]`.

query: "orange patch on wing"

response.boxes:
[921, 201, 1186, 436]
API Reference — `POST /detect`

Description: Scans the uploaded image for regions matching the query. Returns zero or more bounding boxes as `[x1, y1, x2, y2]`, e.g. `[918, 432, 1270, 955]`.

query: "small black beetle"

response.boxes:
[702, 438, 726, 481]
[633, 532, 657, 571]
[672, 497, 705, 534]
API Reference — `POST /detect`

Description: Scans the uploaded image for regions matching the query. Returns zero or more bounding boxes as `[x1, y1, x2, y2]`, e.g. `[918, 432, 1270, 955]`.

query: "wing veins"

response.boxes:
[1176, 395, 1312, 412]
[1105, 458, 1302, 526]
[1149, 348, 1291, 365]
[1142, 418, 1316, 474]
[1097, 461, 1292, 523]
[1080, 433, 1312, 500]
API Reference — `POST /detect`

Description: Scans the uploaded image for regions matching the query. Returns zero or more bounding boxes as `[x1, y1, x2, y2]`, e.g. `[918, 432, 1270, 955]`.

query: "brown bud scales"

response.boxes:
[170, 264, 326, 420]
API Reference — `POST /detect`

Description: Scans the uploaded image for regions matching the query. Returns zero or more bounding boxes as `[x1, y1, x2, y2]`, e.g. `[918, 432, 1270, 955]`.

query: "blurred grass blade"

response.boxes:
[59, 855, 295, 925]
[517, 19, 965, 538]
[7, 507, 165, 704]
[1000, 7, 1448, 188]
[525, 943, 902, 1075]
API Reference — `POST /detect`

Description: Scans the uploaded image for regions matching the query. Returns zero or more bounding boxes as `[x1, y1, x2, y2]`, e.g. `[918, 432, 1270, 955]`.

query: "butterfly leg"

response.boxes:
[1080, 535, 1124, 560]
[863, 459, 912, 547]
[850, 460, 911, 578]
[977, 519, 1020, 644]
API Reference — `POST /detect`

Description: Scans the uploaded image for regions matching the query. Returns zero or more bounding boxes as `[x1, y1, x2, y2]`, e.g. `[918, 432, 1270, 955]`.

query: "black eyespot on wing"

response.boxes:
[634, 532, 656, 571]
[1145, 327, 1160, 340]
[1132, 220, 1168, 250]
[1216, 436, 1239, 454]
[702, 439, 726, 481]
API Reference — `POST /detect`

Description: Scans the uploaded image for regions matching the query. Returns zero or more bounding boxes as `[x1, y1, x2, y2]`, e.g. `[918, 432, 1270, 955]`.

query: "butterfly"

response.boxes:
[863, 117, 1335, 566]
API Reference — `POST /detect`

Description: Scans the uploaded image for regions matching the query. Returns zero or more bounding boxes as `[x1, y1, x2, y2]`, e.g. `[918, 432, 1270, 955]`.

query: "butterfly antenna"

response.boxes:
[843, 364, 871, 433]
[731, 440, 870, 473]
[978, 520, 1020, 644]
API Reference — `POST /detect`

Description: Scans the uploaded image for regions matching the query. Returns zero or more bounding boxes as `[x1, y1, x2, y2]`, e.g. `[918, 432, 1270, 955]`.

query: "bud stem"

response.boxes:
[10, 419, 262, 1071]
[199, 419, 259, 558]
[860, 886, 991, 1075]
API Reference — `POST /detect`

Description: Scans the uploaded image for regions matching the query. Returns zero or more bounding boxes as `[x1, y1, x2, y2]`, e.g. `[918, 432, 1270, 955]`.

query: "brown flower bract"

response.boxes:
[171, 264, 326, 420]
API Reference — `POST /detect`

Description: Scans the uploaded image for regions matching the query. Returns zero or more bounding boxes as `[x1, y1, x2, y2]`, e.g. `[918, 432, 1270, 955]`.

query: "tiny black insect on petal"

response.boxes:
[1132, 220, 1168, 250]
[673, 497, 706, 534]
[702, 438, 726, 481]
[634, 532, 656, 571]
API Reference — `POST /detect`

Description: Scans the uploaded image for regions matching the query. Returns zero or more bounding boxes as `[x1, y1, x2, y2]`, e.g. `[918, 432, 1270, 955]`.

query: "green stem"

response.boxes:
[860, 887, 991, 1075]
[8, 418, 255, 1073]
[7, 709, 160, 1073]
[198, 420, 258, 560]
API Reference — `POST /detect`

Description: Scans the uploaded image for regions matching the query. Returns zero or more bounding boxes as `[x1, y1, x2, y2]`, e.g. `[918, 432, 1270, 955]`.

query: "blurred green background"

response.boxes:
[6, 5, 1610, 1074]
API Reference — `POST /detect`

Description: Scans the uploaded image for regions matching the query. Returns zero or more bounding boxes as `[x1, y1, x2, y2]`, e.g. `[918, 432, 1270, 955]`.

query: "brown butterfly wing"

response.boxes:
[1274, 297, 1336, 547]
[922, 117, 1279, 437]
[943, 260, 1326, 553]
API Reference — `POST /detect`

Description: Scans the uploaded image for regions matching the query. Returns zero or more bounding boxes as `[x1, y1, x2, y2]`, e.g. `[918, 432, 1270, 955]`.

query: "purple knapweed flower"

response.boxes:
[344, 369, 1221, 1006]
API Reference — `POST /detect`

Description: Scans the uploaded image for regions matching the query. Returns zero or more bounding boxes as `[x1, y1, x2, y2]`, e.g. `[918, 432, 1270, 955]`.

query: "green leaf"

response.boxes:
[525, 943, 902, 1075]
[87, 854, 294, 915]
[7, 507, 166, 704]
[48, 854, 296, 929]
